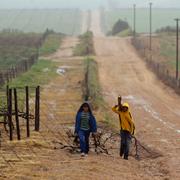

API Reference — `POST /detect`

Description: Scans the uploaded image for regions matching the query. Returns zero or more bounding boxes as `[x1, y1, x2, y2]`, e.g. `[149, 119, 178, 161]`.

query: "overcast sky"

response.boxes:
[0, 0, 180, 9]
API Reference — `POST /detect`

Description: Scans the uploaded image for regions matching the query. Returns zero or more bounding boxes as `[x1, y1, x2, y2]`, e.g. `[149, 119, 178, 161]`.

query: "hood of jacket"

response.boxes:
[77, 101, 93, 114]
[122, 102, 129, 110]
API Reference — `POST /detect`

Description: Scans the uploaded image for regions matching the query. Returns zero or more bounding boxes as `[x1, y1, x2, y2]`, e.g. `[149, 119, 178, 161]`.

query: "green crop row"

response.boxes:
[39, 33, 64, 56]
[0, 31, 42, 68]
[0, 9, 82, 35]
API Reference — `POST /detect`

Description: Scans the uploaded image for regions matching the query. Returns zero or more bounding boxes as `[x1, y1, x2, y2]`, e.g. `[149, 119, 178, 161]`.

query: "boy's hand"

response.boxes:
[118, 96, 122, 105]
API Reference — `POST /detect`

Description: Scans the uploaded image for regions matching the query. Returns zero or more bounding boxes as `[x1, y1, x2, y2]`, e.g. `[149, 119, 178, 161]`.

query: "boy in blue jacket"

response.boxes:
[75, 102, 97, 157]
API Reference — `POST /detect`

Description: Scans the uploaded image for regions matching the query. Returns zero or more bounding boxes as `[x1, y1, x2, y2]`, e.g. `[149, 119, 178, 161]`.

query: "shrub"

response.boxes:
[111, 19, 129, 35]
[73, 31, 95, 56]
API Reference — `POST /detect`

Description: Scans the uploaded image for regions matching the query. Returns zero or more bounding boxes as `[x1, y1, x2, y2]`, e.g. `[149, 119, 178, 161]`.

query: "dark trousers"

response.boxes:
[120, 130, 132, 159]
[78, 129, 90, 154]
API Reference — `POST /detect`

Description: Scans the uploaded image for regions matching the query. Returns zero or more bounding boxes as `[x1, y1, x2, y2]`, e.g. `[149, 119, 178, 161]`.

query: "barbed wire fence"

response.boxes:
[0, 86, 40, 173]
[0, 86, 40, 141]
[131, 37, 180, 94]
[0, 54, 38, 86]
[0, 29, 52, 87]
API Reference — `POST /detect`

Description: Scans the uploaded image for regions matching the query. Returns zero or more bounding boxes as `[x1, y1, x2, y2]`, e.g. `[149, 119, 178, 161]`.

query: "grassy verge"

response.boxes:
[84, 57, 102, 108]
[117, 28, 132, 37]
[84, 57, 116, 129]
[7, 59, 58, 88]
[133, 32, 179, 73]
[39, 34, 64, 56]
[0, 59, 58, 114]
[0, 31, 42, 68]
[73, 31, 95, 56]
[159, 33, 179, 70]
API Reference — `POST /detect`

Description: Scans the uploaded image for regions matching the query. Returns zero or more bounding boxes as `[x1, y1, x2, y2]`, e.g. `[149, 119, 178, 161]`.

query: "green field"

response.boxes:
[0, 9, 82, 35]
[8, 59, 58, 88]
[39, 33, 63, 56]
[103, 8, 180, 34]
[0, 31, 41, 68]
[158, 33, 180, 71]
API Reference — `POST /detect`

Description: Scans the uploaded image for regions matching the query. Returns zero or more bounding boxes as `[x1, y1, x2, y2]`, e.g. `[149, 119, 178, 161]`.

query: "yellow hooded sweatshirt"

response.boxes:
[112, 103, 135, 135]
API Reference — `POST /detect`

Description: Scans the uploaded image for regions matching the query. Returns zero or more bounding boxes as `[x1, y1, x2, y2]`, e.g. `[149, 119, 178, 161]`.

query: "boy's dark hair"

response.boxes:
[77, 102, 93, 114]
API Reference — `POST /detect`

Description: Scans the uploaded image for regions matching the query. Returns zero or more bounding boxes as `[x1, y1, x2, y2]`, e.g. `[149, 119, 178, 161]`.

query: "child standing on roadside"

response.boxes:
[112, 96, 135, 160]
[75, 102, 97, 157]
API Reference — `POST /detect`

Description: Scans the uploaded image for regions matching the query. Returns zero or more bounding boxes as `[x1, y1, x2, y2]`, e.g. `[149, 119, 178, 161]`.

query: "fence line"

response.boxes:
[0, 30, 51, 86]
[0, 53, 38, 86]
[0, 86, 40, 141]
[131, 37, 180, 94]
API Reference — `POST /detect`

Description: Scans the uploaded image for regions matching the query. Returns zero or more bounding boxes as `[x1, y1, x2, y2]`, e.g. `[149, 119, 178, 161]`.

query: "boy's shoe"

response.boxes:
[124, 156, 128, 160]
[85, 154, 88, 157]
[81, 153, 85, 157]
[120, 150, 124, 157]
[120, 152, 123, 157]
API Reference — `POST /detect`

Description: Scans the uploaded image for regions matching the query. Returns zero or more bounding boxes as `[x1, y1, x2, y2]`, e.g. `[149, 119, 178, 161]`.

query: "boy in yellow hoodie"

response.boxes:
[112, 96, 135, 160]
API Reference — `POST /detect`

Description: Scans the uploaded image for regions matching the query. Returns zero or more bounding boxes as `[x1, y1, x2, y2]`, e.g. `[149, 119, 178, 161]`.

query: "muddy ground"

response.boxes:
[0, 10, 179, 180]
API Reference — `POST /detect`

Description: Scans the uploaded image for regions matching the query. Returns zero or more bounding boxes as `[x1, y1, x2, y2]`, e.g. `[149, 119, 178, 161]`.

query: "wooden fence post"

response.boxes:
[6, 85, 9, 107]
[25, 86, 30, 137]
[35, 86, 40, 131]
[9, 68, 12, 81]
[6, 71, 9, 83]
[0, 72, 4, 86]
[0, 130, 1, 148]
[8, 88, 13, 141]
[12, 67, 15, 78]
[25, 60, 28, 71]
[14, 88, 21, 140]
[85, 60, 90, 101]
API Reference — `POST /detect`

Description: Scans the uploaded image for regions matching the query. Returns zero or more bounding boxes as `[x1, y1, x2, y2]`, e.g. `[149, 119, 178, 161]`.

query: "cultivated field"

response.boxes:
[102, 8, 180, 33]
[0, 32, 41, 68]
[0, 9, 82, 35]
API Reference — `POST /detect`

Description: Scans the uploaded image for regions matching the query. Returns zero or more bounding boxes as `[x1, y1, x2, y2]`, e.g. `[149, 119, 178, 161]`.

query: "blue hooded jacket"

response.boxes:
[75, 102, 97, 133]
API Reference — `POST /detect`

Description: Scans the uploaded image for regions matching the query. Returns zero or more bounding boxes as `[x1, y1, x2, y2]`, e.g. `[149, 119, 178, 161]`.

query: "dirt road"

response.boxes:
[0, 10, 180, 180]
[91, 10, 180, 179]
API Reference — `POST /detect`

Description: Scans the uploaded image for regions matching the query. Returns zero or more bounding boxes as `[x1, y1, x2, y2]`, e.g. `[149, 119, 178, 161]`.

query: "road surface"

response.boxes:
[91, 10, 180, 179]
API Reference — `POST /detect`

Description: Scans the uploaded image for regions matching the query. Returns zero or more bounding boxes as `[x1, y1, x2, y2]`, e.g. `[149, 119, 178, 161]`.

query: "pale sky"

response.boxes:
[0, 0, 180, 9]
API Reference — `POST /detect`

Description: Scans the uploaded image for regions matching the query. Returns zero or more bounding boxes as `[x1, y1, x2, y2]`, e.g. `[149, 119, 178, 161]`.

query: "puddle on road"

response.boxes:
[123, 95, 180, 135]
[56, 65, 78, 76]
